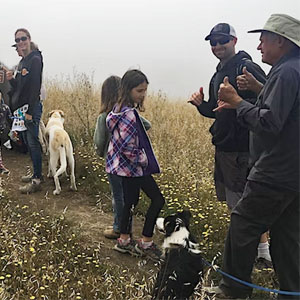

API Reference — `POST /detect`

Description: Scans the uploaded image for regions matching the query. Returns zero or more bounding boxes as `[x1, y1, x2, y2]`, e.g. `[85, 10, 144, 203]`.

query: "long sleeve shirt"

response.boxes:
[236, 48, 300, 192]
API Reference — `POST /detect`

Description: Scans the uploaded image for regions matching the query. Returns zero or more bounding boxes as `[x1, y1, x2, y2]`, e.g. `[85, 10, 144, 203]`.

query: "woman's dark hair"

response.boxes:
[100, 76, 121, 113]
[30, 42, 39, 51]
[116, 69, 149, 112]
[15, 28, 31, 39]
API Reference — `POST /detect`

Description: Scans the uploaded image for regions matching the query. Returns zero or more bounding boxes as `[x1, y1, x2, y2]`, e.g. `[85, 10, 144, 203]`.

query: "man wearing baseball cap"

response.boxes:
[213, 14, 300, 299]
[188, 23, 269, 265]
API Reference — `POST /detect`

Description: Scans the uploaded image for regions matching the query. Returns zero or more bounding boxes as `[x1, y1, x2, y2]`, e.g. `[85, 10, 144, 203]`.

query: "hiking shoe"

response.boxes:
[21, 174, 44, 183]
[104, 228, 120, 239]
[19, 181, 42, 194]
[135, 239, 162, 262]
[0, 166, 10, 175]
[113, 238, 140, 256]
[203, 286, 247, 299]
[255, 257, 273, 270]
[21, 173, 33, 183]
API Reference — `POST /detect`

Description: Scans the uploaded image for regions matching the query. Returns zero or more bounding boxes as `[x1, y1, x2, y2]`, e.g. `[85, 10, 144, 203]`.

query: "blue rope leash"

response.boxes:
[202, 259, 300, 296]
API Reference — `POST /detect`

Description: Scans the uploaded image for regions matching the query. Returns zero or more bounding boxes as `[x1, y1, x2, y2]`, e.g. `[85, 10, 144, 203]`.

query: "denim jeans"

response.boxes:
[22, 102, 43, 179]
[107, 173, 127, 232]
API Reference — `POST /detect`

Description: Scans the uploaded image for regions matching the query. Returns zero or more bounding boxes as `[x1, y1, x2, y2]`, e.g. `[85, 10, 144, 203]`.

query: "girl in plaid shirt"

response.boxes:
[106, 70, 165, 261]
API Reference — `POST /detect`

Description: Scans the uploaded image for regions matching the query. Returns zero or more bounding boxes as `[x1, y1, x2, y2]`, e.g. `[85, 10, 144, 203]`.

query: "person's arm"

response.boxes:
[188, 77, 217, 119]
[237, 72, 298, 135]
[26, 56, 42, 116]
[119, 110, 148, 167]
[196, 97, 217, 118]
[139, 115, 151, 131]
[6, 70, 17, 90]
[218, 72, 298, 136]
[93, 114, 109, 157]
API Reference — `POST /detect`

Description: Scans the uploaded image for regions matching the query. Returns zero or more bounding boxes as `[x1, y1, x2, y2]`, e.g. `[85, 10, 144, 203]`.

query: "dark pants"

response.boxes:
[121, 175, 165, 237]
[21, 102, 43, 179]
[220, 180, 300, 299]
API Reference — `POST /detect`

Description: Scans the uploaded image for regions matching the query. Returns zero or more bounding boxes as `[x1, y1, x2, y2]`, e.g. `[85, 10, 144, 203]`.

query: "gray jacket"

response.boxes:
[236, 48, 300, 192]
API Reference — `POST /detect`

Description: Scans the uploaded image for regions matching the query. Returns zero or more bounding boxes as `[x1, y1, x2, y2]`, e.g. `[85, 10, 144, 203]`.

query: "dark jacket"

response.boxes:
[236, 48, 300, 192]
[197, 51, 266, 152]
[9, 50, 43, 114]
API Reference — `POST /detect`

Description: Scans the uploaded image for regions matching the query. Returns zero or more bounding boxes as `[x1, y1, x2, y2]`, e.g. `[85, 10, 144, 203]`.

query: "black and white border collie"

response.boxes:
[152, 210, 204, 300]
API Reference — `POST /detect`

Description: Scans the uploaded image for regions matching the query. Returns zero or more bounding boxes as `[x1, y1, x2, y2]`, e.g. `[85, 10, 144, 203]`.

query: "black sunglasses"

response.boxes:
[210, 36, 231, 47]
[15, 36, 28, 43]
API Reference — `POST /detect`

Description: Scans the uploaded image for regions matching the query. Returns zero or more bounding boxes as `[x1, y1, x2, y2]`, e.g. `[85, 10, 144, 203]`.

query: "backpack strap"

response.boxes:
[236, 58, 252, 77]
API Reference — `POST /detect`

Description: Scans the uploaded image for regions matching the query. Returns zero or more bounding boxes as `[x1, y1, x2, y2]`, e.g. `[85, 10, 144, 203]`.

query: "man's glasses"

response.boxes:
[15, 36, 28, 43]
[210, 37, 231, 47]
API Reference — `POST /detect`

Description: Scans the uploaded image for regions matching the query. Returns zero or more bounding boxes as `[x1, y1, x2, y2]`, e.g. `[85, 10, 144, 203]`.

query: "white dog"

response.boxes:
[46, 110, 77, 195]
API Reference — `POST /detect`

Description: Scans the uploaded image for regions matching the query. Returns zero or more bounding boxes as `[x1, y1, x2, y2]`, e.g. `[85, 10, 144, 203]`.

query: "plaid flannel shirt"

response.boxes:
[106, 107, 149, 177]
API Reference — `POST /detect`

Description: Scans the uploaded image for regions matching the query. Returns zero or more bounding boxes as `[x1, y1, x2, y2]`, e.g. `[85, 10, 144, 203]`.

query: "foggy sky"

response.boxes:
[1, 0, 299, 99]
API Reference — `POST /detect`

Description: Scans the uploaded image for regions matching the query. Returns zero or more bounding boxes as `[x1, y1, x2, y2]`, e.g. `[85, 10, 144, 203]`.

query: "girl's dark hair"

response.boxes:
[100, 76, 121, 113]
[15, 28, 31, 39]
[116, 69, 149, 112]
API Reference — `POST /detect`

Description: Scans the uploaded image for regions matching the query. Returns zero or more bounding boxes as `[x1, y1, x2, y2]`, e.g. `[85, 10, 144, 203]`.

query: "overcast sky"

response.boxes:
[1, 0, 299, 99]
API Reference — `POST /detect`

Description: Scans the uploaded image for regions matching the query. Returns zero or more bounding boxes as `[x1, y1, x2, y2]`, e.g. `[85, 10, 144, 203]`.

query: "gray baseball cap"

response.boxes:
[248, 14, 300, 48]
[205, 23, 237, 40]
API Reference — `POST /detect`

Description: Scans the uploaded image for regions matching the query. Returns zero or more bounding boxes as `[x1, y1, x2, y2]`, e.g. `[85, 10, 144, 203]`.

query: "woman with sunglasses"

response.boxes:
[6, 28, 44, 193]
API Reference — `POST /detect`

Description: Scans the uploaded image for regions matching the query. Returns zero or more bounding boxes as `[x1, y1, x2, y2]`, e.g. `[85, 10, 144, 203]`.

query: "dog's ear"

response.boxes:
[48, 110, 55, 118]
[180, 210, 192, 227]
[58, 110, 65, 118]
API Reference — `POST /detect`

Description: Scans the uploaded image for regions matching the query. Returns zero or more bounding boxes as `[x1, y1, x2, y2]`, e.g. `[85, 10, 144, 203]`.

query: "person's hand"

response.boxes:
[214, 100, 234, 111]
[237, 67, 263, 95]
[188, 87, 204, 107]
[214, 77, 242, 111]
[6, 71, 14, 81]
[25, 113, 32, 120]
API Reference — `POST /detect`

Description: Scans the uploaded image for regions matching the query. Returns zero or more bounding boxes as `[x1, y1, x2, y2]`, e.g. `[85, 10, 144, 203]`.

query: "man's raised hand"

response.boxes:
[237, 67, 263, 94]
[188, 87, 204, 107]
[214, 76, 242, 111]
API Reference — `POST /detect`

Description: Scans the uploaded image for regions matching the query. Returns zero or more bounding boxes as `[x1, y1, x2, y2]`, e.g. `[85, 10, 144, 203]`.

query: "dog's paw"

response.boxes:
[70, 185, 77, 191]
[53, 189, 61, 195]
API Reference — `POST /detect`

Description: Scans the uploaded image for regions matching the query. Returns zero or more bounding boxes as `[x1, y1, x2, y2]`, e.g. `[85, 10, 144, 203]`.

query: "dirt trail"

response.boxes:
[1, 148, 160, 273]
